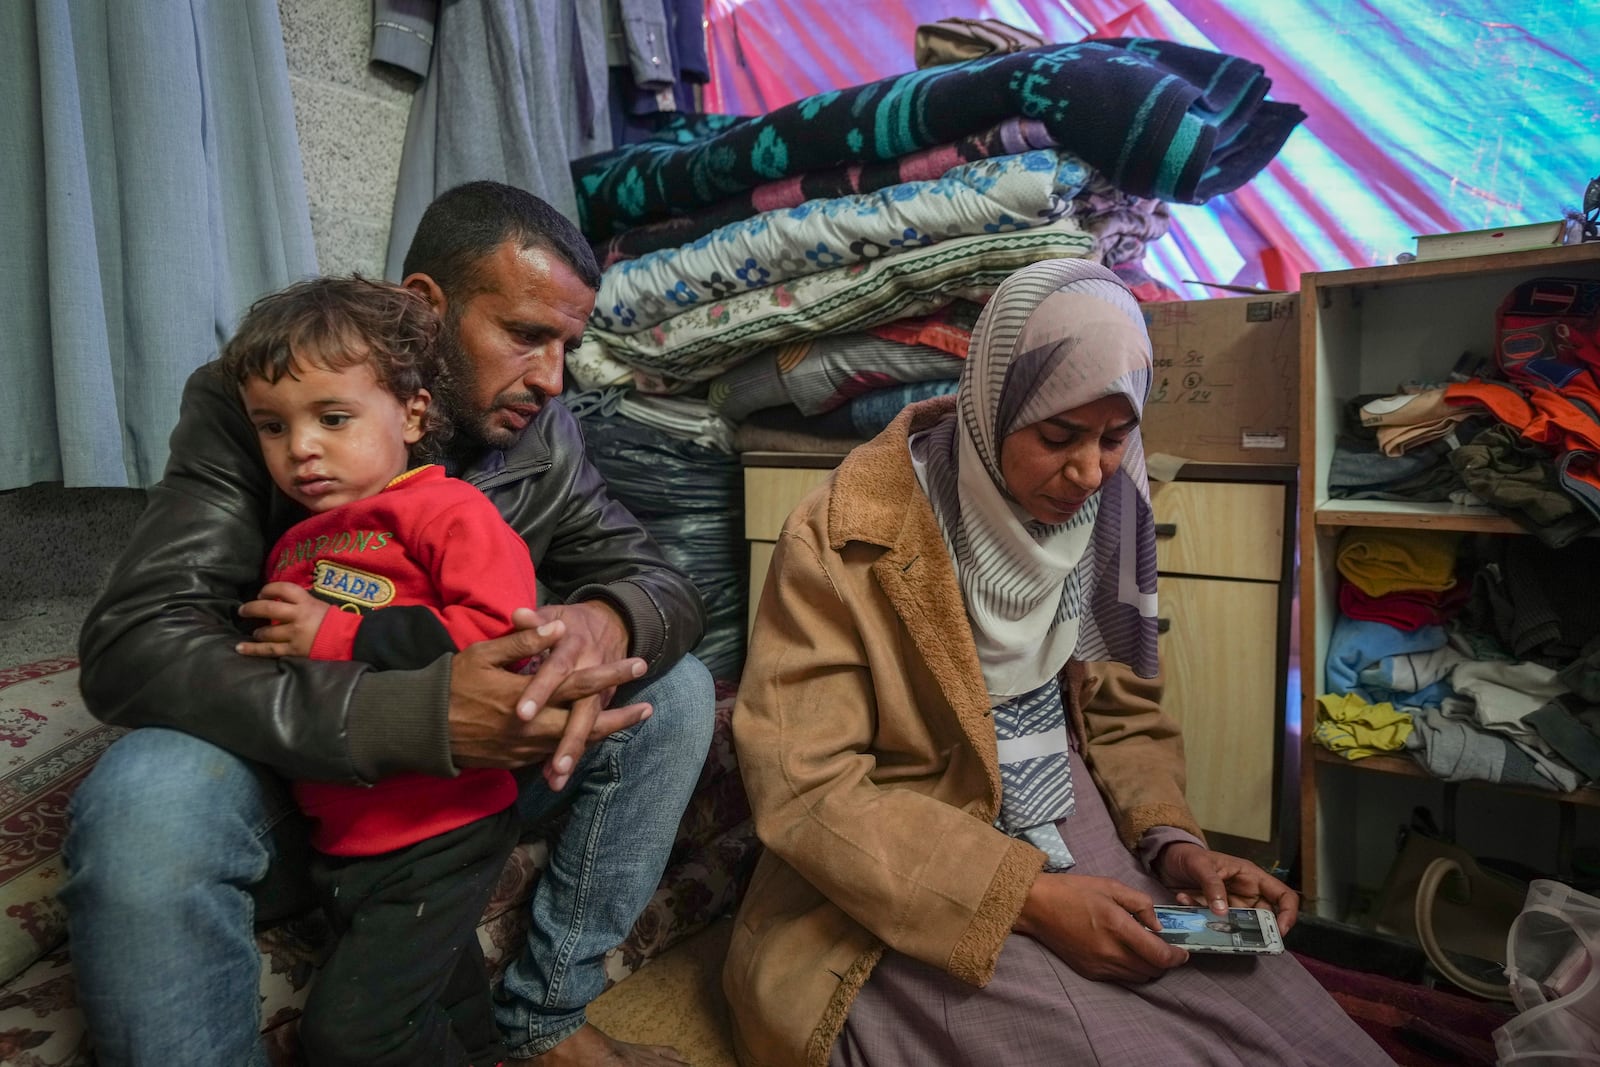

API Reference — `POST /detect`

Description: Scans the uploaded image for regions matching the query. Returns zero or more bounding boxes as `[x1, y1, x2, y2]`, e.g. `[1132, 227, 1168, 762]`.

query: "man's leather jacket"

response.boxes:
[78, 362, 706, 784]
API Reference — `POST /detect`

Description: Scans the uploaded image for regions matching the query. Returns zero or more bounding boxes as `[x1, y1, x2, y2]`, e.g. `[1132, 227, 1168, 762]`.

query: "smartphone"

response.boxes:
[1151, 905, 1284, 955]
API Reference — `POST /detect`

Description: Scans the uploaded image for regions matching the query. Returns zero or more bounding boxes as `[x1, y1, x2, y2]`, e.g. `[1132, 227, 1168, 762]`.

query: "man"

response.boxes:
[64, 181, 713, 1067]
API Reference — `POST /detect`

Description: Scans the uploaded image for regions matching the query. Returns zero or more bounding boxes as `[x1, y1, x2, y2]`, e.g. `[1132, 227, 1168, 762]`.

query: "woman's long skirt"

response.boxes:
[830, 748, 1394, 1066]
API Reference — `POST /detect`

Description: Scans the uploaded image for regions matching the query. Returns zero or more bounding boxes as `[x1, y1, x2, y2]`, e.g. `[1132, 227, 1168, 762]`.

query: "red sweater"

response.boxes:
[266, 465, 535, 856]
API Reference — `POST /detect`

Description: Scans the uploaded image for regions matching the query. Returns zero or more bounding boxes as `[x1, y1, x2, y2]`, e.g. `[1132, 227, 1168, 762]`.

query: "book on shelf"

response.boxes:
[1413, 219, 1573, 261]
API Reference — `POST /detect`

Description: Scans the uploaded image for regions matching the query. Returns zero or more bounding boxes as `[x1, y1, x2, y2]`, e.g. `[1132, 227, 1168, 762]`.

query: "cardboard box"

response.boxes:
[1139, 294, 1299, 464]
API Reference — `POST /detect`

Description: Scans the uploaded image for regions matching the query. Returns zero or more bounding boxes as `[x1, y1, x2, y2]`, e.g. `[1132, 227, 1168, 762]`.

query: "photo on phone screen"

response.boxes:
[1152, 905, 1283, 954]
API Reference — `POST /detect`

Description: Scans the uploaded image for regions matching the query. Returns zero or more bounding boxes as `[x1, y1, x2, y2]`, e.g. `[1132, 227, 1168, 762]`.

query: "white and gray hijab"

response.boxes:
[909, 259, 1159, 868]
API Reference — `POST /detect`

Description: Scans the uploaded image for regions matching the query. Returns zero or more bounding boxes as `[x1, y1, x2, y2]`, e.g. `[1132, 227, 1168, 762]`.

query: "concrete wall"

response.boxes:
[279, 0, 415, 278]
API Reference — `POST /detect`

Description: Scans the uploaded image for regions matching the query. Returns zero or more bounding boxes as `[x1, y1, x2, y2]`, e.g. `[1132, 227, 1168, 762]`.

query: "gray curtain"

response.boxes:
[1, 0, 318, 489]
[378, 0, 613, 280]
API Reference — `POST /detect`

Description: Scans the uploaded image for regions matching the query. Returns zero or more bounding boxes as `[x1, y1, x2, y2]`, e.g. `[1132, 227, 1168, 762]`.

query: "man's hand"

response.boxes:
[1015, 872, 1188, 982]
[237, 583, 332, 658]
[1155, 842, 1300, 936]
[506, 602, 633, 792]
[447, 610, 648, 779]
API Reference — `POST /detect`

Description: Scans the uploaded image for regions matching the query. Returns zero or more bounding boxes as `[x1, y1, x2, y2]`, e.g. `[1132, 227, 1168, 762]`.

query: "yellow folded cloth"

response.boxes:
[1335, 527, 1460, 597]
[1314, 692, 1413, 759]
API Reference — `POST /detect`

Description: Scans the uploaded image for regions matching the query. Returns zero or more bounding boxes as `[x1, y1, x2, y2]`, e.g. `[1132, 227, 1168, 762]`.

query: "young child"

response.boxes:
[220, 275, 532, 1067]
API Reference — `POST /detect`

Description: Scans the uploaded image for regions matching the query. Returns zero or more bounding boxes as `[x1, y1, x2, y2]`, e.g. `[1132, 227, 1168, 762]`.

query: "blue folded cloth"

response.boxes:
[1325, 615, 1447, 702]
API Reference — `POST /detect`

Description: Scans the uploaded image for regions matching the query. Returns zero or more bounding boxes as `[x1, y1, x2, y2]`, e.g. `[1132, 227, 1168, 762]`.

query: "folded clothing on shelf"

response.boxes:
[1336, 527, 1462, 598]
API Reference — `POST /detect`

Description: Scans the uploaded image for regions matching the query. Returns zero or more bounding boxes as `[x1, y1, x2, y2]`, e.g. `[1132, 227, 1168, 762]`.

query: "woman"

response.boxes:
[726, 259, 1389, 1066]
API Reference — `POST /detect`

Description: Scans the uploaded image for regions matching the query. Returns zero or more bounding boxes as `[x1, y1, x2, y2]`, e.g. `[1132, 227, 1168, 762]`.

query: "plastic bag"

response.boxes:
[575, 408, 747, 682]
[1494, 879, 1600, 1065]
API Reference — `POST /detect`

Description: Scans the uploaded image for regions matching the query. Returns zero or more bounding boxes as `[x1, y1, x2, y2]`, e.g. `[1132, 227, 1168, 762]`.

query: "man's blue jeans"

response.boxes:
[59, 655, 714, 1066]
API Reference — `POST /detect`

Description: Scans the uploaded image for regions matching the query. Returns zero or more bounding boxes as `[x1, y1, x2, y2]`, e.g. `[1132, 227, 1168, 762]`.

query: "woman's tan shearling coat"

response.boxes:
[725, 397, 1204, 1067]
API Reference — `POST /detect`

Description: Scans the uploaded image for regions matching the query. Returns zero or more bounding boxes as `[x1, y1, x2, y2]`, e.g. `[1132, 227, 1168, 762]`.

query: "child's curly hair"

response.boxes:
[217, 276, 453, 460]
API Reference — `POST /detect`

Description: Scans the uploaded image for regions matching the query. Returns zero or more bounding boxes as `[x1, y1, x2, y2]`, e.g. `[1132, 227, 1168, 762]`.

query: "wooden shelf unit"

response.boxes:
[1297, 242, 1600, 915]
[1311, 748, 1600, 810]
[1312, 499, 1525, 534]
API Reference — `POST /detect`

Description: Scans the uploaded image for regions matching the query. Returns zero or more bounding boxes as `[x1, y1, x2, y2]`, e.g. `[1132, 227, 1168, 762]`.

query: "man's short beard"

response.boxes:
[430, 310, 502, 456]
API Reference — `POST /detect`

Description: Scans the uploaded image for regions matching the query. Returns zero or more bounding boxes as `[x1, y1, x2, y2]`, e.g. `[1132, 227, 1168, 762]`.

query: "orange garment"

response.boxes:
[1446, 375, 1600, 451]
[1445, 375, 1600, 510]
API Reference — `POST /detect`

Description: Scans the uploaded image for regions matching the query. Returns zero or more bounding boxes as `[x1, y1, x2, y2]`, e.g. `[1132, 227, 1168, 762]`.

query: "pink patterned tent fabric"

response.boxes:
[705, 0, 1598, 294]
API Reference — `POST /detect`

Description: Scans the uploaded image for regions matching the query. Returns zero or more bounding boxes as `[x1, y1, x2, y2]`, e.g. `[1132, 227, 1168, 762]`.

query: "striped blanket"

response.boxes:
[570, 37, 1303, 237]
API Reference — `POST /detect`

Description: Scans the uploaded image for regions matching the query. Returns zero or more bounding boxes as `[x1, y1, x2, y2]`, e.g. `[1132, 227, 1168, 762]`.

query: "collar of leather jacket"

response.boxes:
[454, 401, 566, 490]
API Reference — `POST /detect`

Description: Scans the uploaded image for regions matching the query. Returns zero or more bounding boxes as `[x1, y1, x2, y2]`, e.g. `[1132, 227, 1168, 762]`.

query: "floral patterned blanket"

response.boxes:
[588, 221, 1094, 385]
[593, 150, 1089, 336]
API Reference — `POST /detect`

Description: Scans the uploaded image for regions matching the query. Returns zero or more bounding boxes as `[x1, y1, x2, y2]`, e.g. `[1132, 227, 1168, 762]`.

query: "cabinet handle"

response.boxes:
[1157, 617, 1171, 634]
[1154, 522, 1178, 538]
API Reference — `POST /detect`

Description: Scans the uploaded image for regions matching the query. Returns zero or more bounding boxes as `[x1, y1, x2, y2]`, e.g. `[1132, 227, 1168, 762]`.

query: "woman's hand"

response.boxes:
[237, 582, 331, 658]
[1015, 872, 1188, 982]
[1155, 842, 1299, 936]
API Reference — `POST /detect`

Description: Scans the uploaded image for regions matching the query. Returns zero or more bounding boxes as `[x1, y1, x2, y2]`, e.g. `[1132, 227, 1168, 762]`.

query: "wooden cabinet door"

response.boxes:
[1150, 481, 1285, 582]
[747, 540, 776, 639]
[743, 468, 832, 540]
[744, 466, 833, 641]
[1157, 575, 1280, 841]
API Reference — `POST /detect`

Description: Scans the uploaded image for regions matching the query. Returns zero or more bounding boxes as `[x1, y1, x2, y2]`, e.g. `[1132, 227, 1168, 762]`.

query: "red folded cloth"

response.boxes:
[866, 307, 975, 359]
[1338, 579, 1470, 632]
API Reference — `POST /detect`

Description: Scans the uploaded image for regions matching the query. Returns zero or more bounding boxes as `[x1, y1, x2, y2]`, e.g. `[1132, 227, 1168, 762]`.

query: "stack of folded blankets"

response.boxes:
[1314, 528, 1600, 793]
[563, 35, 1304, 679]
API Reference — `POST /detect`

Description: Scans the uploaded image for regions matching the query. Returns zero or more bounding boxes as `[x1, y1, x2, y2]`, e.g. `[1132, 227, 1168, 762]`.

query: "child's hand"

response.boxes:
[237, 583, 331, 658]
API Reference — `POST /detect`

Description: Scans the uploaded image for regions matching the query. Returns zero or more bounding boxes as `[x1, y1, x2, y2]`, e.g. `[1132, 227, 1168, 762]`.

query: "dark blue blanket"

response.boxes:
[570, 37, 1304, 238]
